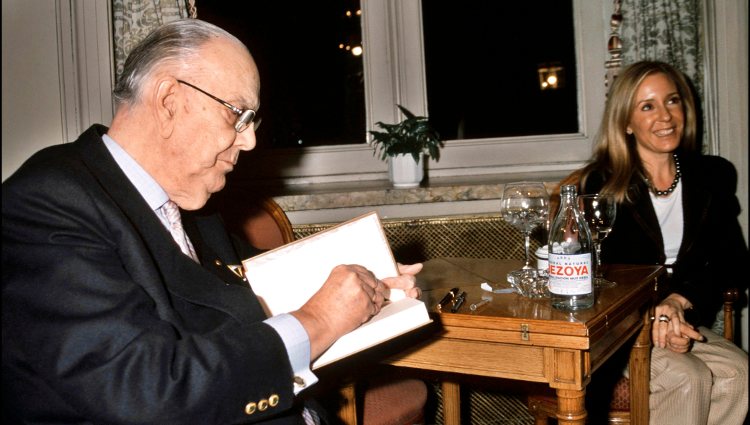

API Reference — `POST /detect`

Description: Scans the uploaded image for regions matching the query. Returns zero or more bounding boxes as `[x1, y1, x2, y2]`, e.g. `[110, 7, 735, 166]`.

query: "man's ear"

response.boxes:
[153, 78, 179, 139]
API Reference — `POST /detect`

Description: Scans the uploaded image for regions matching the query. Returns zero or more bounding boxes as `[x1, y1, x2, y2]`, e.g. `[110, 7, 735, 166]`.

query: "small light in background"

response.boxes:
[538, 63, 565, 90]
[340, 3, 362, 57]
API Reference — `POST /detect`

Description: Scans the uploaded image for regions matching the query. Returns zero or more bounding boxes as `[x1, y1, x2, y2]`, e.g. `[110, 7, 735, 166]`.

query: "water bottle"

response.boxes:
[548, 185, 594, 310]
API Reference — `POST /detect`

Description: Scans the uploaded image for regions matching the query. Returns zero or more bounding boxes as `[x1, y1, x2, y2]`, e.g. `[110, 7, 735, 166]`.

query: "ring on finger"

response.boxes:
[658, 314, 670, 323]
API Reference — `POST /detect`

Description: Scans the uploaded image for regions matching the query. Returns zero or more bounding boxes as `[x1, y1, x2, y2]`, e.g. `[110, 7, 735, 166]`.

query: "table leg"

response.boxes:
[335, 382, 358, 425]
[629, 309, 652, 425]
[441, 380, 461, 425]
[555, 388, 587, 425]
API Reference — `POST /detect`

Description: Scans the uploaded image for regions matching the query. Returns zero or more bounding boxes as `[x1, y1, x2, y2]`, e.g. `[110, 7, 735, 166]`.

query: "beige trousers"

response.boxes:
[648, 327, 748, 425]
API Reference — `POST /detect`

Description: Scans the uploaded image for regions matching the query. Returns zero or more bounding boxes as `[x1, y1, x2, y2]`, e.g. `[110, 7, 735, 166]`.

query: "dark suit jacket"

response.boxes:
[582, 152, 749, 327]
[2, 125, 309, 424]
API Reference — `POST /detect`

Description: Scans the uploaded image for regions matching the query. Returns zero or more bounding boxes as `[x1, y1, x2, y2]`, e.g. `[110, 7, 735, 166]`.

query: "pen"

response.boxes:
[470, 298, 490, 311]
[451, 291, 467, 313]
[437, 287, 460, 310]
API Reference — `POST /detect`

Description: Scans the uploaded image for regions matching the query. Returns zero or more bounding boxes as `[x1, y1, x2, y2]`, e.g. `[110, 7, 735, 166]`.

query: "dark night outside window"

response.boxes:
[422, 1, 578, 140]
[199, 1, 365, 149]
[199, 0, 578, 148]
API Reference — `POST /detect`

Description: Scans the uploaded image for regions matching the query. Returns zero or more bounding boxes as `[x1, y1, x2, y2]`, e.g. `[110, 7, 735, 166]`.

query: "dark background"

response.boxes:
[198, 0, 577, 148]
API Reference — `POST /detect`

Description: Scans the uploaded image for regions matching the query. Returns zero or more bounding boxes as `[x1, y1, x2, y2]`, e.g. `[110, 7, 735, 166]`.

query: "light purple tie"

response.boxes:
[161, 200, 198, 262]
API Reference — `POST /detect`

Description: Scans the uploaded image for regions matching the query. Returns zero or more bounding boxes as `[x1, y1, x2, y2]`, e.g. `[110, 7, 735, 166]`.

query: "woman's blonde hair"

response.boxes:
[579, 61, 699, 203]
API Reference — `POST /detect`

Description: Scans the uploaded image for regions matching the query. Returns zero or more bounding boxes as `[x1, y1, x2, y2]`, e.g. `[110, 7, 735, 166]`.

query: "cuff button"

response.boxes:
[269, 394, 280, 407]
[244, 402, 257, 415]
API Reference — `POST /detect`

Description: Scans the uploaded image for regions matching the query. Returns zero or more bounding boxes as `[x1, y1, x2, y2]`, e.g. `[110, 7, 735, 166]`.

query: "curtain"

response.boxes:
[620, 0, 703, 100]
[112, 0, 195, 81]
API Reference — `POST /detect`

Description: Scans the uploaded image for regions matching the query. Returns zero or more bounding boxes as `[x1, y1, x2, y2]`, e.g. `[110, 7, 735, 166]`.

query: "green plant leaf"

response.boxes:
[369, 104, 443, 162]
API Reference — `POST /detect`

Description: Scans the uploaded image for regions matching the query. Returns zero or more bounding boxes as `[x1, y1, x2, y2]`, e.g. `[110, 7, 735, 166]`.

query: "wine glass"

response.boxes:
[578, 194, 617, 288]
[500, 182, 549, 270]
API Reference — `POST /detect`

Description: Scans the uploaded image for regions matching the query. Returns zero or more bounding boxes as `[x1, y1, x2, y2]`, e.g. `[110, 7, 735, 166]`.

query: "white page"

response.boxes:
[243, 212, 400, 315]
[242, 212, 430, 368]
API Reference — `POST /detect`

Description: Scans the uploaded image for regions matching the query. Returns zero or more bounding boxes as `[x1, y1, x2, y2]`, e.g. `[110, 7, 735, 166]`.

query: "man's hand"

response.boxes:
[291, 264, 389, 360]
[291, 263, 423, 361]
[381, 263, 423, 299]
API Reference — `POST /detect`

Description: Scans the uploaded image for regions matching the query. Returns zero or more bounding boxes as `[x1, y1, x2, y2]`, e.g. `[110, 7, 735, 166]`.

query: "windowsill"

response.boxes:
[273, 170, 568, 213]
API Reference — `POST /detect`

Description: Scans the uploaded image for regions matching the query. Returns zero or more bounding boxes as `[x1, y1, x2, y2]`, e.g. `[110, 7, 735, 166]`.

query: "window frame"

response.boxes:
[239, 0, 607, 185]
[56, 0, 607, 185]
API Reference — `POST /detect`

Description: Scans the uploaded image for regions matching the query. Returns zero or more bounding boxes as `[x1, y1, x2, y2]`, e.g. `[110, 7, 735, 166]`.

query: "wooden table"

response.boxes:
[384, 258, 664, 425]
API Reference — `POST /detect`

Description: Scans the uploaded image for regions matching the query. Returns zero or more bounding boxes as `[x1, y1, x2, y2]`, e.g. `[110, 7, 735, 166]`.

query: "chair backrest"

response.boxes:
[241, 198, 295, 250]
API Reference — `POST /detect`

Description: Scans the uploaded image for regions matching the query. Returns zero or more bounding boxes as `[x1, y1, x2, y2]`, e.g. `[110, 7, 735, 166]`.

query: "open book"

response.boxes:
[242, 212, 431, 369]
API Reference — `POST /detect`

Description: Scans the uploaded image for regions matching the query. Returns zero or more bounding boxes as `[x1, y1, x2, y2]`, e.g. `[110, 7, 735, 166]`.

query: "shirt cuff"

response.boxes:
[264, 313, 318, 394]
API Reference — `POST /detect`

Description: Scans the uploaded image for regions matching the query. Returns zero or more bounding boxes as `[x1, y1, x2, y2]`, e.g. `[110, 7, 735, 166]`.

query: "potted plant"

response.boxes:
[369, 104, 443, 187]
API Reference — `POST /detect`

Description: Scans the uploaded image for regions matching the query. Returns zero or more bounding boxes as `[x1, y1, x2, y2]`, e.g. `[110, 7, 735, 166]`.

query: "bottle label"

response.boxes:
[547, 253, 593, 295]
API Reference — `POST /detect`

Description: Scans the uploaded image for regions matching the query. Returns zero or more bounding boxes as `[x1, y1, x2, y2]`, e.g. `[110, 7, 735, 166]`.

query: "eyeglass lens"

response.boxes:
[235, 109, 260, 133]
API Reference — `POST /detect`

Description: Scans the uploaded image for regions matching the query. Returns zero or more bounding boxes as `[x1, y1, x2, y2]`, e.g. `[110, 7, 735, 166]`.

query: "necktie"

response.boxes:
[301, 407, 320, 425]
[161, 200, 199, 262]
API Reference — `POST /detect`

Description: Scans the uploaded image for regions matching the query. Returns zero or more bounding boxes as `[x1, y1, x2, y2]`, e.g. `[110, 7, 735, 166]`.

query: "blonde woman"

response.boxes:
[576, 61, 748, 425]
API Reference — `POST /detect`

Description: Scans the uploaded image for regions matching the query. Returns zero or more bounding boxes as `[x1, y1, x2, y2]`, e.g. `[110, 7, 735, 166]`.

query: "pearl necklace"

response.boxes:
[645, 153, 681, 197]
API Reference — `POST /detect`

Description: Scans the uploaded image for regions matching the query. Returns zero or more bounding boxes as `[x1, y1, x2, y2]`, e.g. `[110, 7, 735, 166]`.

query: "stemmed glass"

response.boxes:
[578, 194, 617, 288]
[500, 182, 549, 270]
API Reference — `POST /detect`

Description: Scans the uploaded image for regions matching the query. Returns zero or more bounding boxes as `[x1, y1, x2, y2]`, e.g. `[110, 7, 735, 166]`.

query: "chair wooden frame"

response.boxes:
[240, 197, 294, 250]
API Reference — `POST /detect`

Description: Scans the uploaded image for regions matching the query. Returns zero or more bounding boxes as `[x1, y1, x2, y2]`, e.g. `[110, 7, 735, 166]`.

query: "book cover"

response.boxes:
[242, 212, 431, 369]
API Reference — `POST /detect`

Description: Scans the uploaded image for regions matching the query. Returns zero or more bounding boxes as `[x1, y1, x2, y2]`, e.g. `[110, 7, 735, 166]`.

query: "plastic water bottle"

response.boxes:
[548, 185, 594, 310]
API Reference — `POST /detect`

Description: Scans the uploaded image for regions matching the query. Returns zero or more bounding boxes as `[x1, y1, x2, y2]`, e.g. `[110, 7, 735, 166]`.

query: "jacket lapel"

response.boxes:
[626, 182, 665, 256]
[73, 125, 267, 323]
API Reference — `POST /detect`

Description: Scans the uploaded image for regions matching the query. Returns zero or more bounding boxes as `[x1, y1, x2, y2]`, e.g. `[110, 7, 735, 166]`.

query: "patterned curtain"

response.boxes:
[112, 0, 196, 81]
[620, 0, 703, 101]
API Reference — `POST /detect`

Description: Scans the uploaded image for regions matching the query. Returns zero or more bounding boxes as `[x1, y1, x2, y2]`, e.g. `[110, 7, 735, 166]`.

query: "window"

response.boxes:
[422, 1, 578, 140]
[199, 1, 365, 148]
[203, 0, 608, 185]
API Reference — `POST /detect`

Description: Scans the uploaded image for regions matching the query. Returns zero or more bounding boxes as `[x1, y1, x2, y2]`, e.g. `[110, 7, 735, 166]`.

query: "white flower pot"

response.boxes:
[388, 154, 424, 188]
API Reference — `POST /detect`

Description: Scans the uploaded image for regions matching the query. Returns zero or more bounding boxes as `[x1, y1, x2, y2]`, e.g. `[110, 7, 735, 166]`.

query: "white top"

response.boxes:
[649, 180, 684, 266]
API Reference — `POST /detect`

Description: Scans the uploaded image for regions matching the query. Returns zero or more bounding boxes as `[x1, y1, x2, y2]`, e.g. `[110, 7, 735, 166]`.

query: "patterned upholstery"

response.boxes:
[609, 377, 631, 411]
[362, 376, 428, 425]
[294, 213, 544, 265]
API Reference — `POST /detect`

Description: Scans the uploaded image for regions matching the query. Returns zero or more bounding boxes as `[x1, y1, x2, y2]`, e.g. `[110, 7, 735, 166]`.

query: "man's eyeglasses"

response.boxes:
[176, 79, 260, 133]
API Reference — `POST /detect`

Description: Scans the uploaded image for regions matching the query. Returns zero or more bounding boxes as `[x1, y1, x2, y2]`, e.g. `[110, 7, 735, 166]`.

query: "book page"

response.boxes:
[243, 212, 399, 315]
[242, 212, 430, 368]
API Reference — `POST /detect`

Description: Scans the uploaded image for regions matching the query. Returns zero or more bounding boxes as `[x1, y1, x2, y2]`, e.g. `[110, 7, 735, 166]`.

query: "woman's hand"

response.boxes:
[381, 263, 423, 299]
[652, 293, 705, 351]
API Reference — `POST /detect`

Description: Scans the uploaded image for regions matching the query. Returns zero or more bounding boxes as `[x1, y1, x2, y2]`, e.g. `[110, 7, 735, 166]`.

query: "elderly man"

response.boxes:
[2, 19, 421, 424]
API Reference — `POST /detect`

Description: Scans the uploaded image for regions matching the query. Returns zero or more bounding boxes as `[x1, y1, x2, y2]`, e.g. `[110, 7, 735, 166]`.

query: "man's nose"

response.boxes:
[235, 127, 257, 152]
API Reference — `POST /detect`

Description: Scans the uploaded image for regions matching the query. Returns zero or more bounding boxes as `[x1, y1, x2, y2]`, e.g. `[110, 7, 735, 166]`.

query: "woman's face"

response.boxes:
[627, 72, 684, 159]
